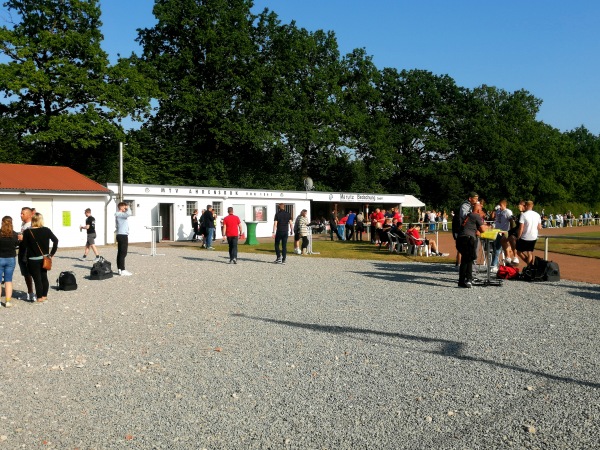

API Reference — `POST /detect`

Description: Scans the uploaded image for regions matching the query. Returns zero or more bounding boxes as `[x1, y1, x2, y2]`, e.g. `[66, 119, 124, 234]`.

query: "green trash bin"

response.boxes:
[244, 221, 260, 245]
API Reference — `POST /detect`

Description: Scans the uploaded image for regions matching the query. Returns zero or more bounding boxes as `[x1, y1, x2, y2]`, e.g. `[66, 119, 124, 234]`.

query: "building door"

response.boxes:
[158, 203, 172, 240]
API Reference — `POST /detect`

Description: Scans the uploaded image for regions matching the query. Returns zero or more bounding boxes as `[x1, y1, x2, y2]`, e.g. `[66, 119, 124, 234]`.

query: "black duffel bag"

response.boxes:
[521, 256, 560, 282]
[90, 256, 113, 280]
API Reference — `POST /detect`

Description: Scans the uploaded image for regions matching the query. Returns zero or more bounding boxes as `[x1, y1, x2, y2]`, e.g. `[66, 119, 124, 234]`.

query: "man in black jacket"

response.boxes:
[272, 204, 293, 264]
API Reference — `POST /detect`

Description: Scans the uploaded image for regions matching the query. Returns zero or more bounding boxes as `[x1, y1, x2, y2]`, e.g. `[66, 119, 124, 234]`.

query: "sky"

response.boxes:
[75, 1, 600, 135]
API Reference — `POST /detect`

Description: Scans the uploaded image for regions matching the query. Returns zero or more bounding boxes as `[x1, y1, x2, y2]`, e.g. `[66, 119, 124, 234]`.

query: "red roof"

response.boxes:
[0, 164, 110, 193]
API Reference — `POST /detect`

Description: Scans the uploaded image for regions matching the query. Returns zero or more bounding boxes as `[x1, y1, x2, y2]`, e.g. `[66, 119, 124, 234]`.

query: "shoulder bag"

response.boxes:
[29, 229, 52, 270]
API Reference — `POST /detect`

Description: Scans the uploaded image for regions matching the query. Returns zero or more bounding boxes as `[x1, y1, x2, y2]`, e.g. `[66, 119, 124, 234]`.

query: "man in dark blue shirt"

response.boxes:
[346, 211, 356, 241]
[272, 204, 293, 264]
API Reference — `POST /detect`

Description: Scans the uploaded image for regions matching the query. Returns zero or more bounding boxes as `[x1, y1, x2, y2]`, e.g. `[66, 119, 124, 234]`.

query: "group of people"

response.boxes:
[454, 192, 543, 288]
[191, 206, 218, 249]
[541, 211, 599, 228]
[0, 207, 58, 306]
[0, 202, 137, 307]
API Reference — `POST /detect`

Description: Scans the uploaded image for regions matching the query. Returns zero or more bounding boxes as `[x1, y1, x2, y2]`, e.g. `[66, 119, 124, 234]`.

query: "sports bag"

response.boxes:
[57, 271, 77, 291]
[497, 265, 520, 279]
[520, 257, 560, 282]
[90, 256, 113, 280]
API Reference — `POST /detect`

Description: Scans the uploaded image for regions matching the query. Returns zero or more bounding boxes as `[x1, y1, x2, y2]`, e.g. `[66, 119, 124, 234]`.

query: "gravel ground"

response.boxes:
[0, 245, 599, 449]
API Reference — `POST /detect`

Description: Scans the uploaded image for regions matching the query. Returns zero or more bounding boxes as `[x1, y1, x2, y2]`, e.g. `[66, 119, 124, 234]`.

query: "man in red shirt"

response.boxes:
[222, 207, 243, 264]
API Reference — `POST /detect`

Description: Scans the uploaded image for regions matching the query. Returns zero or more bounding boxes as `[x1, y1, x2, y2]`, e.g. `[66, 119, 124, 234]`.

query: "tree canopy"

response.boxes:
[1, 0, 599, 212]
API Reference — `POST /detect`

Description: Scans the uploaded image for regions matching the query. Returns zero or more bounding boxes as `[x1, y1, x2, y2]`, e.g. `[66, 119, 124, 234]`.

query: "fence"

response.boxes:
[539, 235, 600, 260]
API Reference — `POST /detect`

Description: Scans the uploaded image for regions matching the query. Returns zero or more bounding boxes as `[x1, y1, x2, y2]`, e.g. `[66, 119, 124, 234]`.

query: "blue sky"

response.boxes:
[81, 1, 600, 134]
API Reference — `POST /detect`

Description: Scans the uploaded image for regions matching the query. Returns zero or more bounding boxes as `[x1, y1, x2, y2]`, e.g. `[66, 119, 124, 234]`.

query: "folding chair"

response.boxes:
[387, 232, 398, 253]
[395, 231, 409, 254]
[407, 234, 429, 257]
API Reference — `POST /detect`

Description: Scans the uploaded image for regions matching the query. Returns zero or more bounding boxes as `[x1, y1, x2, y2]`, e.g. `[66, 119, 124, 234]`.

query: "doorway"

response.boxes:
[158, 203, 173, 241]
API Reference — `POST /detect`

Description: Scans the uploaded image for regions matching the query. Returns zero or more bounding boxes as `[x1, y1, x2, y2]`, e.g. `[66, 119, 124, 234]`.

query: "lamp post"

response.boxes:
[118, 142, 124, 203]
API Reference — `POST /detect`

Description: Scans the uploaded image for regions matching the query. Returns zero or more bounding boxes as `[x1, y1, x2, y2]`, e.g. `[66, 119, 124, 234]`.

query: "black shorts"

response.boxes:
[516, 239, 536, 252]
[294, 232, 300, 241]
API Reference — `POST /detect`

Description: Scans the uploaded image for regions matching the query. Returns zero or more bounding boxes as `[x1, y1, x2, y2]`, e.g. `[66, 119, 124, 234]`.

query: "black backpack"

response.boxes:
[57, 271, 77, 291]
[90, 256, 113, 280]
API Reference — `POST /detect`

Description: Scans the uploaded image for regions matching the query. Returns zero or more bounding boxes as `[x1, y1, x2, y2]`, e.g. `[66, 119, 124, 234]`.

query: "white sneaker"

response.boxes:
[120, 270, 133, 276]
[490, 266, 499, 273]
[93, 256, 101, 263]
[512, 257, 520, 265]
[505, 257, 512, 265]
[294, 248, 301, 255]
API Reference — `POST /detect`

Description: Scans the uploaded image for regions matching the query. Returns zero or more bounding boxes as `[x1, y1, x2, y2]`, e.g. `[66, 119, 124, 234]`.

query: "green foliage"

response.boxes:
[1, 0, 599, 211]
[0, 0, 156, 176]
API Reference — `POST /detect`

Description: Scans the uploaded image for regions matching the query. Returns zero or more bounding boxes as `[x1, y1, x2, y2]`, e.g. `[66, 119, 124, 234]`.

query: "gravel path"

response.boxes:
[1, 246, 599, 449]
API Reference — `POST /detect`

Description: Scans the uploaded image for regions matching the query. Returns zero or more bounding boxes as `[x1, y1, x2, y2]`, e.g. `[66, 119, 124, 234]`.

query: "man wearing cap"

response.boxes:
[455, 192, 479, 267]
[457, 203, 488, 288]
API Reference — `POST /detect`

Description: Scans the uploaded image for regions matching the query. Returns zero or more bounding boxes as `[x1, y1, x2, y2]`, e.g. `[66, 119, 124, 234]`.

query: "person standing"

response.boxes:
[17, 207, 35, 301]
[346, 210, 356, 241]
[222, 207, 242, 264]
[272, 203, 293, 264]
[355, 211, 365, 241]
[79, 208, 101, 262]
[21, 213, 58, 302]
[202, 205, 216, 250]
[298, 209, 310, 255]
[115, 202, 133, 276]
[191, 209, 199, 241]
[516, 200, 542, 266]
[456, 204, 487, 288]
[490, 200, 514, 271]
[329, 209, 343, 241]
[293, 213, 302, 254]
[0, 216, 19, 307]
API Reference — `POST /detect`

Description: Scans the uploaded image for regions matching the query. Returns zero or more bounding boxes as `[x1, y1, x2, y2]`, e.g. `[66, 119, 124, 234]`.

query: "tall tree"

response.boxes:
[0, 0, 155, 179]
[134, 0, 266, 186]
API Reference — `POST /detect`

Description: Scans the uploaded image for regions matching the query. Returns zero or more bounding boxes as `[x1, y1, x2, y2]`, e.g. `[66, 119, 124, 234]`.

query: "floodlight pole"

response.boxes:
[118, 141, 124, 203]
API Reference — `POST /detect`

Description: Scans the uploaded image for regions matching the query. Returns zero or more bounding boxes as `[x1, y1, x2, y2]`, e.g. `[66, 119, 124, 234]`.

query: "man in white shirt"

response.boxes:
[516, 200, 542, 266]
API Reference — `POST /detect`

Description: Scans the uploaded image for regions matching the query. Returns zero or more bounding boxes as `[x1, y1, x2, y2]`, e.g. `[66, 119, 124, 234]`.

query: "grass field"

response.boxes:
[205, 239, 447, 263]
[535, 231, 600, 258]
[218, 232, 600, 261]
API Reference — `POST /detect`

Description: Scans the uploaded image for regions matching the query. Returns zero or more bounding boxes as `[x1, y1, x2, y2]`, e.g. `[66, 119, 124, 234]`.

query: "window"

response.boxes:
[212, 201, 222, 216]
[124, 199, 135, 216]
[253, 206, 267, 222]
[186, 201, 197, 216]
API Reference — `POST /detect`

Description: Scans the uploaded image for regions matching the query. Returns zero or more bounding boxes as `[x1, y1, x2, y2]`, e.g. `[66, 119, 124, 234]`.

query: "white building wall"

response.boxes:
[0, 193, 109, 248]
[105, 184, 312, 243]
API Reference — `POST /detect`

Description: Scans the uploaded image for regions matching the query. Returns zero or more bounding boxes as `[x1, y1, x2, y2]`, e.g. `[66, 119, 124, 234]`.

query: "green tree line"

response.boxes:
[1, 0, 599, 213]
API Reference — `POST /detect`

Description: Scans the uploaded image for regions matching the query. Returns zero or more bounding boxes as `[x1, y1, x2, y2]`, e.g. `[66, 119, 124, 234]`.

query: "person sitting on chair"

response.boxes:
[406, 224, 446, 256]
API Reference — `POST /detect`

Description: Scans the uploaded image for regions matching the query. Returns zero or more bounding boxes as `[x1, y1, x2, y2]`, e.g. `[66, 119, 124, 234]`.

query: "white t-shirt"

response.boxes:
[519, 210, 541, 241]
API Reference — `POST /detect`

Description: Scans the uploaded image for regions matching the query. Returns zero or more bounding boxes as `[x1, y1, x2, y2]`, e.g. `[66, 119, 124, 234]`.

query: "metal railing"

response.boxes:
[539, 235, 600, 260]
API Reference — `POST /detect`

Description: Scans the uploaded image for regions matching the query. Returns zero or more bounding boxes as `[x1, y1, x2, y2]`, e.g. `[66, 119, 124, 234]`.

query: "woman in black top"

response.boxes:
[21, 213, 58, 303]
[0, 216, 19, 307]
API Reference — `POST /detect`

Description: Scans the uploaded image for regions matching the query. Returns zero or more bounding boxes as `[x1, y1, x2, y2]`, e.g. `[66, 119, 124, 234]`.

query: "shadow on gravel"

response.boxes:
[568, 285, 600, 301]
[233, 314, 600, 390]
[353, 262, 457, 286]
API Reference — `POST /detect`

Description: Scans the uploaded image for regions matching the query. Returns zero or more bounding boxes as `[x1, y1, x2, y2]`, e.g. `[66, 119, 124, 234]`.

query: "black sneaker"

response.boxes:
[281, 259, 286, 265]
[233, 259, 237, 264]
[458, 281, 472, 288]
[274, 258, 282, 264]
